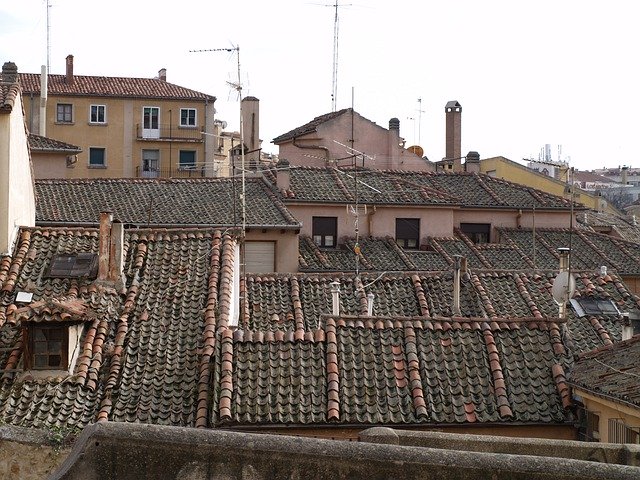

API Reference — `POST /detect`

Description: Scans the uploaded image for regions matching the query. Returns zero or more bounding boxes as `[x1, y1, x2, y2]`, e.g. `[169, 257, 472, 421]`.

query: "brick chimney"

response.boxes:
[65, 55, 74, 85]
[158, 68, 167, 82]
[445, 100, 462, 171]
[389, 117, 401, 169]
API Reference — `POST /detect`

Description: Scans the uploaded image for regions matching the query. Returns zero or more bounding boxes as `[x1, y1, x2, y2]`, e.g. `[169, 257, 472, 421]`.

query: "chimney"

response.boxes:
[65, 55, 74, 85]
[445, 101, 462, 171]
[331, 281, 341, 317]
[621, 313, 634, 341]
[1, 61, 18, 83]
[158, 68, 166, 82]
[367, 292, 375, 316]
[389, 117, 401, 169]
[621, 165, 629, 185]
[556, 247, 571, 319]
[98, 211, 113, 281]
[464, 151, 480, 173]
[452, 255, 465, 316]
[276, 158, 290, 192]
[108, 220, 125, 286]
[241, 97, 260, 157]
[39, 65, 47, 137]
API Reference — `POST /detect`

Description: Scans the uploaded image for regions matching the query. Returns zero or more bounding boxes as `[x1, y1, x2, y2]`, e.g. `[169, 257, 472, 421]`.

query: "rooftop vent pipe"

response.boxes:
[331, 281, 341, 317]
[367, 292, 375, 316]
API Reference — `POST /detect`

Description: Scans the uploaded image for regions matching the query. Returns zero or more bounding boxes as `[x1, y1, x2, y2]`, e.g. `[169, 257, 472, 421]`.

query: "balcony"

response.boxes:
[135, 166, 210, 178]
[136, 124, 204, 142]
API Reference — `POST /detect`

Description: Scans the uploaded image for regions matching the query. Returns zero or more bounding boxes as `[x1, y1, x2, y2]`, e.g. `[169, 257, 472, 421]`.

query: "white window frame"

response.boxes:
[180, 108, 197, 127]
[90, 104, 106, 124]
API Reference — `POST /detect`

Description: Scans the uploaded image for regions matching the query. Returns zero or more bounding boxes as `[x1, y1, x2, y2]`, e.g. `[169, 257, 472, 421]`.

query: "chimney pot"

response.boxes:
[65, 55, 74, 85]
[389, 118, 400, 131]
[367, 292, 375, 316]
[464, 151, 480, 173]
[158, 68, 166, 82]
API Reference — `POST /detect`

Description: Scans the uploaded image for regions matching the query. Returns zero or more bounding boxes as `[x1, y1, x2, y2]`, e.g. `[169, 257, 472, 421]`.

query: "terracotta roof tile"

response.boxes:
[19, 73, 215, 101]
[35, 178, 300, 229]
[28, 134, 81, 154]
[568, 336, 640, 409]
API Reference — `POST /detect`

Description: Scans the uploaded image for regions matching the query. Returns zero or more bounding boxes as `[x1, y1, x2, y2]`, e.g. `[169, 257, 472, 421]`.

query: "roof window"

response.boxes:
[45, 253, 98, 279]
[570, 298, 620, 317]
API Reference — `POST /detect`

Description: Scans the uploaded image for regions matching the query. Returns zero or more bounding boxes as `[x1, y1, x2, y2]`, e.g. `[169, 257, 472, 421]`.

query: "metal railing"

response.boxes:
[135, 166, 209, 178]
[135, 124, 204, 141]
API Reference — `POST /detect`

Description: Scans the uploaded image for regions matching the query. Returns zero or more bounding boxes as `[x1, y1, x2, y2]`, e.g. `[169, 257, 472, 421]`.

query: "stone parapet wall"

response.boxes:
[50, 422, 640, 480]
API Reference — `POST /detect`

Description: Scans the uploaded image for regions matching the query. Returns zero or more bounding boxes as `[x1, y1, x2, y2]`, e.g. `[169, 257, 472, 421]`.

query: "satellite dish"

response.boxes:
[552, 271, 576, 305]
[408, 145, 424, 157]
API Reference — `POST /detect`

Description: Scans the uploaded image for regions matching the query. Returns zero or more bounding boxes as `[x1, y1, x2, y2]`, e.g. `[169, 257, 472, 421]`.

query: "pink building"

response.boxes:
[273, 109, 434, 171]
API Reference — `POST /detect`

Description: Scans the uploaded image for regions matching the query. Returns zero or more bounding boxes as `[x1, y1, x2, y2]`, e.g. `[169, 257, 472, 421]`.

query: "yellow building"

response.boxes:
[480, 156, 617, 213]
[20, 55, 217, 179]
[569, 335, 640, 443]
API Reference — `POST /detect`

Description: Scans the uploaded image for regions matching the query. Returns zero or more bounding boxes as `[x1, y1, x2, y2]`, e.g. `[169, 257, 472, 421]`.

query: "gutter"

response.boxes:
[35, 221, 302, 230]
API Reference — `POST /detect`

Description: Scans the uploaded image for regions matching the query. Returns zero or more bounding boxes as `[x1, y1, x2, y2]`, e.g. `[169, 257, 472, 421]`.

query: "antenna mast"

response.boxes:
[331, 2, 340, 111]
[46, 0, 51, 72]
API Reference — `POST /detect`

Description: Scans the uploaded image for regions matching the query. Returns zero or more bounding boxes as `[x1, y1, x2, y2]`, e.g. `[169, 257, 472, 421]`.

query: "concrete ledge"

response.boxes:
[49, 422, 640, 480]
[359, 427, 640, 466]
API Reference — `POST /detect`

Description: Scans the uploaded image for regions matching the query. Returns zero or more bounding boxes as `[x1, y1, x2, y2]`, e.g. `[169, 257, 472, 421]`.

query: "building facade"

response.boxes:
[20, 55, 217, 179]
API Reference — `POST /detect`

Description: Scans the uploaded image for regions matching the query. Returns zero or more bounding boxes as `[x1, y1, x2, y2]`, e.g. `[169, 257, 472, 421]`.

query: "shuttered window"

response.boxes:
[244, 242, 275, 273]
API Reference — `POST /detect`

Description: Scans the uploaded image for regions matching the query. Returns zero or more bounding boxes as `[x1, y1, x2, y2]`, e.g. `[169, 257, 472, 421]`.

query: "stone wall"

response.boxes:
[50, 422, 640, 480]
[0, 425, 71, 479]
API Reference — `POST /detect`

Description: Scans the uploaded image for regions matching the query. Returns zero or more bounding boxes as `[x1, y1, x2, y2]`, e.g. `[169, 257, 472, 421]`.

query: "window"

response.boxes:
[244, 242, 276, 273]
[27, 325, 69, 370]
[570, 298, 620, 317]
[143, 107, 159, 130]
[179, 150, 196, 169]
[90, 105, 106, 124]
[46, 253, 98, 278]
[89, 147, 106, 167]
[396, 218, 420, 249]
[312, 217, 337, 248]
[56, 103, 73, 123]
[180, 108, 197, 127]
[460, 223, 491, 244]
[142, 149, 160, 177]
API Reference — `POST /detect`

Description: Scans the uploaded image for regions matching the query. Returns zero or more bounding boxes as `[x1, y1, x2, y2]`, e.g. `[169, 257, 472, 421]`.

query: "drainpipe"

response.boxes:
[331, 281, 341, 316]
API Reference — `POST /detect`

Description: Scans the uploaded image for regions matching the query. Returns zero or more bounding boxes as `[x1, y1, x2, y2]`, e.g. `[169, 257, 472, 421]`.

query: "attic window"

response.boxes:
[25, 325, 69, 370]
[45, 253, 98, 279]
[570, 298, 620, 317]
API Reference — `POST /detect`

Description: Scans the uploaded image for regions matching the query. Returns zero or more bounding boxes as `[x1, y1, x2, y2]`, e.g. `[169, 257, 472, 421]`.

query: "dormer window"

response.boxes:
[25, 325, 69, 370]
[13, 297, 95, 375]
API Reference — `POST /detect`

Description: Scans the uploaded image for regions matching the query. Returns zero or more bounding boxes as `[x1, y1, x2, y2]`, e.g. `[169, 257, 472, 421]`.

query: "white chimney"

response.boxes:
[452, 255, 463, 316]
[622, 313, 633, 341]
[276, 159, 290, 191]
[600, 265, 607, 277]
[39, 65, 47, 136]
[108, 220, 125, 286]
[367, 292, 375, 316]
[228, 242, 240, 327]
[98, 211, 113, 281]
[331, 281, 341, 317]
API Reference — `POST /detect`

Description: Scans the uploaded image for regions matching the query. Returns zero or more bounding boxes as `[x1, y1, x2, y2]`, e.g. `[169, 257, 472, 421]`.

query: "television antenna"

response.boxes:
[190, 45, 246, 327]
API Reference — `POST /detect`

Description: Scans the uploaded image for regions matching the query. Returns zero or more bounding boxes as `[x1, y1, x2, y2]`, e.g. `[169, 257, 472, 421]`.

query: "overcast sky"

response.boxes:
[1, 0, 638, 171]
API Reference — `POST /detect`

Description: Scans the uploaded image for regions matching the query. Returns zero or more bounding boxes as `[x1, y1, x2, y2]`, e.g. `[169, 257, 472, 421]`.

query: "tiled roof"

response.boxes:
[568, 335, 640, 409]
[19, 73, 215, 101]
[28, 133, 81, 153]
[0, 226, 634, 431]
[299, 227, 640, 276]
[35, 177, 300, 228]
[279, 167, 576, 209]
[0, 81, 20, 113]
[577, 209, 640, 244]
[272, 109, 351, 143]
